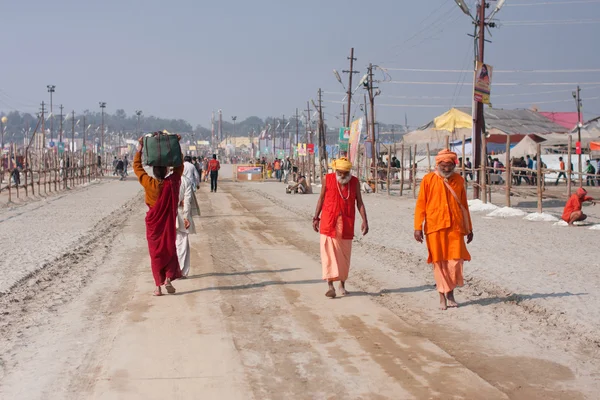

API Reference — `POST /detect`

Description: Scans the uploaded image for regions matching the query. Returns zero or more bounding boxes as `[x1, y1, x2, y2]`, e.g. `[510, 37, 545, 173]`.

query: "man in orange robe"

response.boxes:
[134, 136, 185, 296]
[313, 158, 369, 298]
[414, 149, 473, 310]
[562, 187, 595, 225]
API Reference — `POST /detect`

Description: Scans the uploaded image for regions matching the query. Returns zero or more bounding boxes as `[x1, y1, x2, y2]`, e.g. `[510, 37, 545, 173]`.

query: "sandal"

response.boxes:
[325, 289, 336, 299]
[165, 280, 176, 294]
[153, 288, 163, 296]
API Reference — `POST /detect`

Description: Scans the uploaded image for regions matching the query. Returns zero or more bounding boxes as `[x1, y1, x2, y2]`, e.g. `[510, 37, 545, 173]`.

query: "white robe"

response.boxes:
[183, 161, 200, 191]
[176, 176, 195, 276]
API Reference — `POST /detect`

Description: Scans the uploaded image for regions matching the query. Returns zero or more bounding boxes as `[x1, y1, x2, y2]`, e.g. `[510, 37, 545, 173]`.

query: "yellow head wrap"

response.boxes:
[331, 157, 353, 172]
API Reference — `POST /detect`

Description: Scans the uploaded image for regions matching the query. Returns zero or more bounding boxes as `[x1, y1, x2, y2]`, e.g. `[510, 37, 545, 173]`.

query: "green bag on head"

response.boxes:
[143, 132, 183, 167]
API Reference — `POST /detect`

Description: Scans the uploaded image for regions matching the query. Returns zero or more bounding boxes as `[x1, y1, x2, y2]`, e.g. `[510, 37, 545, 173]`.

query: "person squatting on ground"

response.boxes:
[208, 154, 220, 192]
[176, 174, 196, 278]
[313, 157, 369, 299]
[414, 149, 474, 310]
[562, 187, 596, 226]
[134, 136, 184, 296]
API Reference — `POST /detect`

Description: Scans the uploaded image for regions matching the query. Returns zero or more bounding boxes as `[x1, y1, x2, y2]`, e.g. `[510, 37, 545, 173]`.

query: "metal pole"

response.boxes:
[368, 64, 377, 188]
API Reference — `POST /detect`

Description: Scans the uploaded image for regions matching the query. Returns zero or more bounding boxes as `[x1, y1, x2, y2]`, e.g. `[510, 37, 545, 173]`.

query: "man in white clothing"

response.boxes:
[176, 174, 196, 277]
[183, 155, 200, 191]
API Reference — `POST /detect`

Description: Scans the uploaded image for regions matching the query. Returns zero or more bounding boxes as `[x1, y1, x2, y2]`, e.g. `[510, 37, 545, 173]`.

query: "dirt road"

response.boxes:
[0, 178, 594, 399]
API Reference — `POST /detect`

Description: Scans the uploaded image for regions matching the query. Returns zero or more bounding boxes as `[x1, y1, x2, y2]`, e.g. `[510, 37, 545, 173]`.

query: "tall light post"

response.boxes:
[1, 116, 7, 151]
[231, 116, 237, 146]
[573, 86, 583, 187]
[99, 102, 107, 162]
[136, 110, 143, 135]
[47, 85, 55, 143]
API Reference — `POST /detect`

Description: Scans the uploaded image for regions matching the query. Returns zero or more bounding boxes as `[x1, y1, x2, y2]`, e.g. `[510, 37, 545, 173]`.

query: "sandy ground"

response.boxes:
[0, 166, 598, 399]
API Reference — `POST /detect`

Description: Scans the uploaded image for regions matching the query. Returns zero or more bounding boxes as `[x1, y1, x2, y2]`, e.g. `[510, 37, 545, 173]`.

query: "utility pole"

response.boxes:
[47, 85, 55, 143]
[71, 110, 75, 159]
[99, 102, 106, 160]
[59, 105, 64, 143]
[472, 0, 487, 199]
[367, 63, 378, 186]
[318, 88, 327, 177]
[83, 116, 87, 152]
[218, 109, 223, 148]
[342, 48, 359, 128]
[232, 116, 237, 145]
[574, 86, 583, 187]
[281, 114, 286, 156]
[295, 108, 300, 158]
[40, 101, 46, 150]
[340, 105, 346, 126]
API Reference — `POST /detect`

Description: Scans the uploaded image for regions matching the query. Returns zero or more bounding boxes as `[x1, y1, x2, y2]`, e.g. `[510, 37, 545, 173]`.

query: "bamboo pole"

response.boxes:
[400, 143, 405, 196]
[387, 151, 391, 196]
[567, 136, 572, 197]
[505, 135, 511, 207]
[536, 144, 543, 213]
[426, 143, 431, 172]
[461, 139, 466, 192]
[481, 134, 487, 203]
[412, 144, 417, 199]
[445, 135, 450, 150]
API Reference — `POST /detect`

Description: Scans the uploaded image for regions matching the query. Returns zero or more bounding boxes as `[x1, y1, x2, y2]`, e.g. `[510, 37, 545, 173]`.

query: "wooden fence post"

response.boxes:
[567, 136, 572, 198]
[426, 143, 431, 172]
[400, 143, 405, 196]
[413, 144, 417, 199]
[536, 144, 543, 213]
[505, 135, 511, 207]
[481, 134, 487, 204]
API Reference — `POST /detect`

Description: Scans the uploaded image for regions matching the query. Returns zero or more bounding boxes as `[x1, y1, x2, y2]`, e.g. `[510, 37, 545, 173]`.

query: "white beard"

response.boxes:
[437, 168, 455, 179]
[336, 174, 352, 185]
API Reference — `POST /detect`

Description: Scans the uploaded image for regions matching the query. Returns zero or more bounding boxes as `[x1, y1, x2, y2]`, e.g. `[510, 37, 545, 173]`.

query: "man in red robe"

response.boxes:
[562, 187, 595, 226]
[134, 137, 184, 296]
[313, 157, 369, 298]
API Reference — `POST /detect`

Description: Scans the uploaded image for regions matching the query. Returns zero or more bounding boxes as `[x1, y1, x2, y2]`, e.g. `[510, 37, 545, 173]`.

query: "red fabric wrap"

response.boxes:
[145, 174, 182, 286]
[320, 173, 357, 240]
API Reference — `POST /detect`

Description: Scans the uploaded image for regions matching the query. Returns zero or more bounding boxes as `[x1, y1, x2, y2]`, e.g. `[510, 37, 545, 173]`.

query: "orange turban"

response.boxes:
[577, 187, 587, 196]
[435, 149, 458, 165]
[331, 157, 353, 172]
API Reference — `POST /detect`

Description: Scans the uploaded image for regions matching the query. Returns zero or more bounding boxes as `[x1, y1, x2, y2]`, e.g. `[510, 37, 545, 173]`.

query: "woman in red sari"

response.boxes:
[134, 137, 184, 296]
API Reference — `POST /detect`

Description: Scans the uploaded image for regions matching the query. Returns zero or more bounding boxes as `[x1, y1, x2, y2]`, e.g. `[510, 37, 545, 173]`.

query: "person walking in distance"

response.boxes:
[414, 149, 474, 310]
[134, 136, 184, 296]
[313, 157, 369, 298]
[208, 154, 221, 193]
[176, 174, 195, 277]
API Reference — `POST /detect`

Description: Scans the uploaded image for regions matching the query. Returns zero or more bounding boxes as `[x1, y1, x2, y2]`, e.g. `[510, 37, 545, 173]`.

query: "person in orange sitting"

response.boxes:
[562, 187, 596, 226]
[414, 149, 473, 310]
[134, 135, 184, 296]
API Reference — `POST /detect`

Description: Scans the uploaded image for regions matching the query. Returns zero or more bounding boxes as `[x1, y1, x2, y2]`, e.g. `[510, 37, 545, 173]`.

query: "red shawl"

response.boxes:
[145, 174, 182, 286]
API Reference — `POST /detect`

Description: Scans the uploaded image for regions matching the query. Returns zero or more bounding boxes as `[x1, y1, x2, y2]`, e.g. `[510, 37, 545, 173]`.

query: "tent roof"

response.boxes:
[539, 111, 580, 130]
[455, 107, 569, 135]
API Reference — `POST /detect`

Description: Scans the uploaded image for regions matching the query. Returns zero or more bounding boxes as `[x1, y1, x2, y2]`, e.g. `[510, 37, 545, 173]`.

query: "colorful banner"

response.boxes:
[298, 143, 307, 156]
[474, 62, 493, 104]
[307, 144, 315, 154]
[349, 118, 363, 163]
[339, 127, 350, 142]
[237, 166, 263, 174]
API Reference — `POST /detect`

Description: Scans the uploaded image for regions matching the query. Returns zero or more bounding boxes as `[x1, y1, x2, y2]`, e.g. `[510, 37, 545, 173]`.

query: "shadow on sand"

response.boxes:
[460, 291, 588, 308]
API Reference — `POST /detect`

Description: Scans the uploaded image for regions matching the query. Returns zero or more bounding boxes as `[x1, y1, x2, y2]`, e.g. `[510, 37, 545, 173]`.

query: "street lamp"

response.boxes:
[47, 85, 56, 143]
[231, 116, 237, 146]
[135, 110, 143, 135]
[99, 102, 106, 153]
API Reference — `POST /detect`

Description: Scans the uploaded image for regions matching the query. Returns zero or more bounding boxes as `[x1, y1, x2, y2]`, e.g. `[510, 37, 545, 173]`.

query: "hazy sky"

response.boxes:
[2, 0, 600, 130]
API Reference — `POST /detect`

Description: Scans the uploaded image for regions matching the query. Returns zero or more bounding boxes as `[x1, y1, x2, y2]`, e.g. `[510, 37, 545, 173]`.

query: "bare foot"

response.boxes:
[339, 282, 349, 296]
[439, 293, 447, 310]
[325, 289, 336, 298]
[446, 291, 459, 308]
[153, 287, 162, 296]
